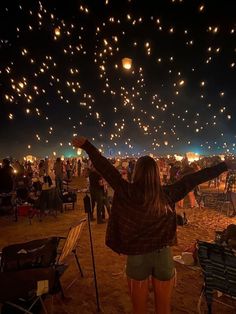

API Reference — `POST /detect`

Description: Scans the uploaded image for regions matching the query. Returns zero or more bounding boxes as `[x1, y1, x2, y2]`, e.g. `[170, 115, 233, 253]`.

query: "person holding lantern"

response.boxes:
[72, 136, 235, 314]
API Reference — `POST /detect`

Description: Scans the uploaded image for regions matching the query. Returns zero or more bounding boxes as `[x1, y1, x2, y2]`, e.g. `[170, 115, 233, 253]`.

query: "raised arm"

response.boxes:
[73, 137, 123, 191]
[165, 162, 228, 203]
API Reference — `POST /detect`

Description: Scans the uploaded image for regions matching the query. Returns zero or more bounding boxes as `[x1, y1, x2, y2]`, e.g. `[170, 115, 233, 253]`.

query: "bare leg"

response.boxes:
[188, 191, 197, 208]
[127, 277, 149, 314]
[152, 276, 175, 314]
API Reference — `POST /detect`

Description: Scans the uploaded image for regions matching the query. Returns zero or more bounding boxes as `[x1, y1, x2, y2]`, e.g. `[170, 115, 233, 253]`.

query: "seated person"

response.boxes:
[222, 224, 236, 250]
[42, 175, 53, 190]
[216, 224, 236, 251]
[32, 177, 42, 195]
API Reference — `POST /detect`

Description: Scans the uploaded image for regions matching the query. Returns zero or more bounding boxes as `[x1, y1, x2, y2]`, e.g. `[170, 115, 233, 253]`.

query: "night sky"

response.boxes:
[1, 0, 236, 158]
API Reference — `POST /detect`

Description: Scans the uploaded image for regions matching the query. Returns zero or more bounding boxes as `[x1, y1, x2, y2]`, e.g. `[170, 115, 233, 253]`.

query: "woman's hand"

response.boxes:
[72, 136, 87, 148]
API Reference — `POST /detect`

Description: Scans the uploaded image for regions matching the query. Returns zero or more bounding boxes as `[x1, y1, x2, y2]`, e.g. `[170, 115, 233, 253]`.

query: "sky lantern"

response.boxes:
[122, 57, 132, 70]
[24, 155, 36, 163]
[54, 27, 61, 36]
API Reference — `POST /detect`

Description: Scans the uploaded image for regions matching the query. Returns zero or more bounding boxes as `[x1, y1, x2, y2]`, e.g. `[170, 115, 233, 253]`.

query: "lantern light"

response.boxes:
[122, 57, 132, 70]
[54, 27, 61, 36]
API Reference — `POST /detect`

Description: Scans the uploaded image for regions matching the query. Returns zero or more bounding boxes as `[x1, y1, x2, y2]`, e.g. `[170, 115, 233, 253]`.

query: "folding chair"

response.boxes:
[0, 237, 61, 313]
[61, 189, 77, 211]
[14, 187, 40, 223]
[56, 218, 86, 289]
[0, 267, 56, 314]
[197, 240, 236, 314]
[36, 188, 63, 219]
[198, 191, 218, 209]
[0, 237, 59, 272]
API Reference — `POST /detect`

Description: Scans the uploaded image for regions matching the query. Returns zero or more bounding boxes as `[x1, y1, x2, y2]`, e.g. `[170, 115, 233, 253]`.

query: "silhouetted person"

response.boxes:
[0, 159, 14, 193]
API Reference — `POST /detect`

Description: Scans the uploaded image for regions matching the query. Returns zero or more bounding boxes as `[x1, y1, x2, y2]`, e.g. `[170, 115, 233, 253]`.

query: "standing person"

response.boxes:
[127, 159, 135, 182]
[71, 158, 76, 176]
[73, 136, 234, 314]
[99, 177, 111, 219]
[0, 159, 14, 193]
[66, 160, 72, 180]
[88, 165, 105, 223]
[168, 162, 181, 184]
[53, 157, 64, 192]
[38, 160, 45, 179]
[25, 161, 33, 177]
[162, 160, 169, 184]
[77, 159, 82, 177]
[14, 160, 24, 179]
[44, 157, 49, 176]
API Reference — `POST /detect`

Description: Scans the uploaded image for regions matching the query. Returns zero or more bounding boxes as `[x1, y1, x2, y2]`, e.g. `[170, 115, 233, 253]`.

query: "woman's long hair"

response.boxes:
[132, 156, 168, 216]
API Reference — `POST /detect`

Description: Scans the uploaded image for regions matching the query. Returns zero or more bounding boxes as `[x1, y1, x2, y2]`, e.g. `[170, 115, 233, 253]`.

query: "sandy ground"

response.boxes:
[0, 178, 236, 314]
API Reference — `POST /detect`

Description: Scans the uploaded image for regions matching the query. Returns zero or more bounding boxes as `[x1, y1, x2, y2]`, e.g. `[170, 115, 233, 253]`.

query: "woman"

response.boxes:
[73, 136, 232, 314]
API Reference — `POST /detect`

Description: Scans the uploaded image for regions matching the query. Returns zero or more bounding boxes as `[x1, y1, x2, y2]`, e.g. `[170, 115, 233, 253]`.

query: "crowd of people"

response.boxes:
[0, 153, 233, 213]
[0, 157, 84, 193]
[0, 157, 85, 217]
[1, 145, 236, 313]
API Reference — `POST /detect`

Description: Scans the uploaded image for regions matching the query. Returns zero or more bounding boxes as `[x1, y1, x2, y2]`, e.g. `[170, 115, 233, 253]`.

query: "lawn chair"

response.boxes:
[0, 267, 56, 314]
[0, 237, 60, 313]
[216, 192, 232, 216]
[14, 187, 40, 223]
[0, 237, 59, 272]
[61, 189, 77, 211]
[197, 240, 236, 313]
[56, 218, 86, 289]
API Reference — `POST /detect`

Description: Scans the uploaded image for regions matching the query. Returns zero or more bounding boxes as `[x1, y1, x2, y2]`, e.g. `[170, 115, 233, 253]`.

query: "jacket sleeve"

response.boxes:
[81, 140, 123, 191]
[166, 162, 228, 203]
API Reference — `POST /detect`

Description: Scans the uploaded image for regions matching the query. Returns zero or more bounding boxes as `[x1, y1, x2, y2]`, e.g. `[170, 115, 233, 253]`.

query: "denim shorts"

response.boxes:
[126, 246, 174, 281]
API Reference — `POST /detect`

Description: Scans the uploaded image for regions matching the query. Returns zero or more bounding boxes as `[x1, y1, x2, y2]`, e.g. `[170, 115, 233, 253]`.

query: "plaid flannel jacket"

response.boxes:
[82, 140, 228, 255]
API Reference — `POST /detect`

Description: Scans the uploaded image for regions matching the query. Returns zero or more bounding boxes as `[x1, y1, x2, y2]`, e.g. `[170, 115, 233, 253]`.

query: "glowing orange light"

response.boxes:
[54, 27, 61, 36]
[122, 57, 132, 70]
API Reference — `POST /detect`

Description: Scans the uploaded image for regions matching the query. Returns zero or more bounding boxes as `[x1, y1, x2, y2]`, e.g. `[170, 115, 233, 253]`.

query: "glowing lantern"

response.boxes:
[186, 152, 199, 162]
[174, 154, 183, 161]
[18, 82, 24, 88]
[54, 27, 61, 36]
[77, 148, 82, 156]
[122, 57, 132, 70]
[24, 155, 36, 163]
